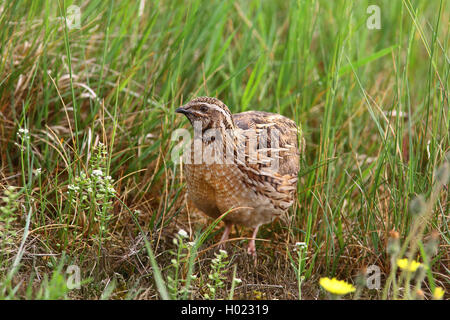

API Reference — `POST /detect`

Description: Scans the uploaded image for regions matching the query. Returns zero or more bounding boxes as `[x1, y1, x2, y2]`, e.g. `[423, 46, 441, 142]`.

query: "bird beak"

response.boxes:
[175, 106, 191, 115]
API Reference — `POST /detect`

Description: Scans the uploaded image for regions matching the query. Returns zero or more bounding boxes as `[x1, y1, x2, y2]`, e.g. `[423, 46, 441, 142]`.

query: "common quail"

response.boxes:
[176, 97, 303, 256]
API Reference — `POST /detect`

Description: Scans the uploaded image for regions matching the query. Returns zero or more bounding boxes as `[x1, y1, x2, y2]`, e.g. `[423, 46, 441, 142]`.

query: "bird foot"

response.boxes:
[218, 223, 232, 251]
[246, 226, 260, 259]
[218, 241, 227, 251]
[247, 242, 257, 258]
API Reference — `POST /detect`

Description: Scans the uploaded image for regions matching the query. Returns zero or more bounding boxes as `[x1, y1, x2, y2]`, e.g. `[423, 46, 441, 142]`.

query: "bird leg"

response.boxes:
[219, 222, 232, 249]
[247, 225, 260, 257]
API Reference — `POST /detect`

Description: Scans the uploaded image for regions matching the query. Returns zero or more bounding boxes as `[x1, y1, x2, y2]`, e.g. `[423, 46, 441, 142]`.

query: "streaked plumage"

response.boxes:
[176, 97, 304, 256]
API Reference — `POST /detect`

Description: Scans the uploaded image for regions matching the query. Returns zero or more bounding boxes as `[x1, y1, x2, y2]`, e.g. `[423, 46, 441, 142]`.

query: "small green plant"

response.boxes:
[228, 265, 242, 300]
[0, 186, 20, 251]
[288, 241, 308, 299]
[166, 229, 197, 299]
[204, 249, 229, 300]
[67, 142, 115, 241]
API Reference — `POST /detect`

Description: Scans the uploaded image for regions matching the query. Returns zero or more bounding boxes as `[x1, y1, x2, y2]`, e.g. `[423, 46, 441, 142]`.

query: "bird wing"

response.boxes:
[232, 111, 303, 177]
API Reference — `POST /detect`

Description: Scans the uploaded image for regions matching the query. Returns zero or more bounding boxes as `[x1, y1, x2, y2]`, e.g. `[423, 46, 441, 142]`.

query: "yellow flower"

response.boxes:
[319, 277, 356, 295]
[396, 258, 422, 272]
[433, 287, 444, 300]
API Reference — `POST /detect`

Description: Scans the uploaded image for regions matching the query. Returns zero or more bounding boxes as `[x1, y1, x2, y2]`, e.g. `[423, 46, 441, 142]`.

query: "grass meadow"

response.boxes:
[0, 0, 448, 300]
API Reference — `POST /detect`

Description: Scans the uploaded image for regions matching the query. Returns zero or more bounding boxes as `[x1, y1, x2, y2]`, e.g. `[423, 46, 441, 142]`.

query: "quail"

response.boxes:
[176, 97, 303, 256]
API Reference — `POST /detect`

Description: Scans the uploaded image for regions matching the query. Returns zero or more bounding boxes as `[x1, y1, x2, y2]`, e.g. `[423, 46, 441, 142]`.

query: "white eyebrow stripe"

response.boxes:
[205, 103, 232, 123]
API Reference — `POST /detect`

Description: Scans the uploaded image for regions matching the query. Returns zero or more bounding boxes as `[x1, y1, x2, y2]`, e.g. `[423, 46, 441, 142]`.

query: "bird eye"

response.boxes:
[200, 105, 208, 112]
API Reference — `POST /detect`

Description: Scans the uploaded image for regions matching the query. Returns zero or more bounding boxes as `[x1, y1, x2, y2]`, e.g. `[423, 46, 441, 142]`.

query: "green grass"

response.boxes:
[0, 0, 448, 300]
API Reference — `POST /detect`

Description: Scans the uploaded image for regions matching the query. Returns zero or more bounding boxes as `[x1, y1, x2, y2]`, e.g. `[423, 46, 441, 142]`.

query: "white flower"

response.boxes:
[92, 169, 103, 176]
[178, 229, 188, 238]
[294, 242, 307, 251]
[17, 128, 30, 140]
[107, 187, 116, 193]
[68, 184, 79, 192]
[233, 278, 242, 284]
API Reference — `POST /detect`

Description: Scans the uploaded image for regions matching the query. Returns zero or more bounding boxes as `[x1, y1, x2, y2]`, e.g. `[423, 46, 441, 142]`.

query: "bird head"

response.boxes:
[175, 97, 234, 132]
